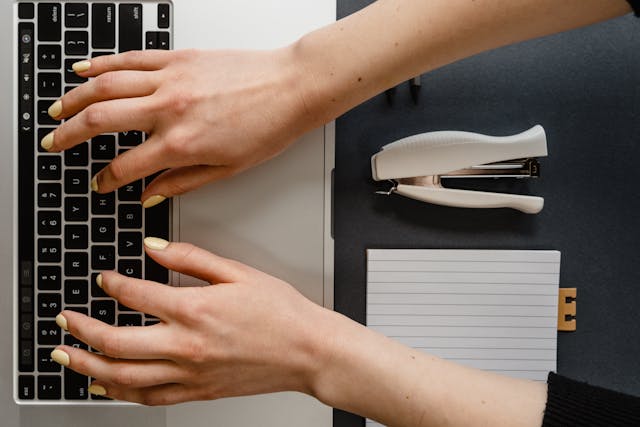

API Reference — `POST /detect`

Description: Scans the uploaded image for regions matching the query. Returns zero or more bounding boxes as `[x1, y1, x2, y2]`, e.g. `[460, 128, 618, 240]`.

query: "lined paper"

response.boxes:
[366, 250, 561, 427]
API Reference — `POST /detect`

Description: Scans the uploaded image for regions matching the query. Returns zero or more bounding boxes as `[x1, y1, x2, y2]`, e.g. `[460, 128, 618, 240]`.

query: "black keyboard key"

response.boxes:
[65, 368, 89, 400]
[146, 32, 169, 50]
[91, 300, 115, 325]
[91, 272, 108, 297]
[92, 51, 114, 58]
[145, 31, 157, 50]
[65, 30, 89, 55]
[38, 320, 62, 346]
[38, 183, 62, 208]
[91, 162, 108, 177]
[38, 375, 61, 400]
[118, 180, 142, 201]
[119, 204, 142, 229]
[64, 252, 88, 277]
[92, 246, 115, 270]
[65, 169, 89, 194]
[92, 192, 115, 215]
[65, 59, 88, 84]
[65, 306, 89, 316]
[145, 197, 169, 283]
[91, 135, 116, 159]
[65, 3, 88, 27]
[145, 320, 160, 326]
[119, 130, 142, 146]
[38, 72, 61, 97]
[38, 265, 61, 290]
[119, 4, 143, 52]
[38, 293, 61, 317]
[38, 102, 58, 125]
[92, 217, 115, 242]
[65, 142, 89, 166]
[92, 4, 116, 49]
[19, 3, 35, 19]
[118, 314, 142, 327]
[38, 127, 55, 152]
[65, 333, 88, 350]
[118, 232, 142, 257]
[18, 376, 35, 400]
[38, 347, 61, 372]
[38, 3, 62, 42]
[38, 44, 61, 69]
[65, 224, 88, 249]
[37, 210, 61, 235]
[65, 279, 88, 304]
[118, 259, 142, 279]
[158, 4, 170, 28]
[38, 156, 61, 180]
[19, 341, 34, 373]
[38, 238, 61, 263]
[20, 313, 34, 340]
[64, 197, 89, 221]
[65, 85, 77, 93]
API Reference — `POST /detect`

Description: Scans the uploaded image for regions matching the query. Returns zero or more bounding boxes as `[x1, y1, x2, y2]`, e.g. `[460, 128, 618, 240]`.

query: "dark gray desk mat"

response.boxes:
[334, 2, 640, 425]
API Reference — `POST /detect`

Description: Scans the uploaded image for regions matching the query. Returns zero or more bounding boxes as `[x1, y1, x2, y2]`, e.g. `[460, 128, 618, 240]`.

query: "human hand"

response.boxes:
[50, 238, 333, 405]
[41, 48, 317, 207]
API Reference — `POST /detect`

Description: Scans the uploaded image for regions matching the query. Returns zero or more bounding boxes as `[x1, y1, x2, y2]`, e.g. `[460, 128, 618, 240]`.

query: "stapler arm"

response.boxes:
[371, 126, 548, 214]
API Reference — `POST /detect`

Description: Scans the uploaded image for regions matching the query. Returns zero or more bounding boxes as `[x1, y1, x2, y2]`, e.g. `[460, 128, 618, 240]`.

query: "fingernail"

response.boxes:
[55, 313, 68, 331]
[40, 131, 54, 151]
[142, 195, 166, 209]
[91, 175, 99, 192]
[96, 273, 103, 288]
[88, 384, 107, 396]
[72, 60, 91, 73]
[48, 100, 62, 118]
[144, 237, 170, 251]
[51, 349, 70, 367]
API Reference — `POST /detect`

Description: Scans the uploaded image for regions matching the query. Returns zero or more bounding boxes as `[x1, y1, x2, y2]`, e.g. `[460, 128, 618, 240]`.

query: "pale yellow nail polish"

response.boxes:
[142, 195, 166, 209]
[88, 384, 107, 396]
[72, 60, 91, 73]
[55, 314, 68, 331]
[51, 349, 70, 367]
[48, 100, 62, 118]
[144, 237, 170, 251]
[96, 273, 103, 288]
[40, 132, 54, 151]
[91, 176, 99, 192]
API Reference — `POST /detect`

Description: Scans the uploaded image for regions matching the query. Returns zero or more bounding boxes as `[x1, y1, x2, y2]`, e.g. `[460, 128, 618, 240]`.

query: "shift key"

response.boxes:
[119, 4, 143, 53]
[92, 4, 116, 49]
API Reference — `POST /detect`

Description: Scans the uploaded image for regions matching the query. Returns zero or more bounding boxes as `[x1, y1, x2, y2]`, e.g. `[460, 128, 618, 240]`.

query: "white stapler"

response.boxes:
[371, 125, 548, 214]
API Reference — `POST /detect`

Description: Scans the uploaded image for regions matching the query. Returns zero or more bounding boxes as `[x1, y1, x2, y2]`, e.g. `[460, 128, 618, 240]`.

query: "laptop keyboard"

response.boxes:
[17, 1, 172, 402]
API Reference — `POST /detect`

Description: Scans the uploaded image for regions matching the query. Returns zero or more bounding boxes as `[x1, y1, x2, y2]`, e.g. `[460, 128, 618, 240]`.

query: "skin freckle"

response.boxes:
[357, 77, 362, 82]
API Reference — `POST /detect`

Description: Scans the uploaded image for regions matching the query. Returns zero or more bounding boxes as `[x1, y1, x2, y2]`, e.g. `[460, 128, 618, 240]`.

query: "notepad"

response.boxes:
[366, 250, 561, 426]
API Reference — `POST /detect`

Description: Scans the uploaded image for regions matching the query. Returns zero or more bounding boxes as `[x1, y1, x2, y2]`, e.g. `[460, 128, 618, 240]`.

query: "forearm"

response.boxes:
[310, 310, 547, 427]
[292, 0, 631, 126]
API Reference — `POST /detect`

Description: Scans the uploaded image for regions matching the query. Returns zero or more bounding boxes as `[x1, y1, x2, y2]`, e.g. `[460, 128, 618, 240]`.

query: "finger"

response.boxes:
[143, 239, 249, 284]
[51, 70, 161, 120]
[97, 271, 177, 319]
[57, 310, 177, 359]
[41, 97, 156, 153]
[92, 137, 182, 194]
[91, 382, 206, 406]
[142, 165, 234, 208]
[72, 50, 175, 77]
[52, 346, 186, 388]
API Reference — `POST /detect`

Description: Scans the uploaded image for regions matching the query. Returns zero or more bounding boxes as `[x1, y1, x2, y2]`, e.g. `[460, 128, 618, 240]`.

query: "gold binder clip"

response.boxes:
[558, 288, 577, 332]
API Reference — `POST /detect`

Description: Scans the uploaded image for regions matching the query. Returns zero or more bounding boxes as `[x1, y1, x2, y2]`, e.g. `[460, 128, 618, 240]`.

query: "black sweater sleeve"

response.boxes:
[628, 0, 640, 16]
[542, 372, 640, 427]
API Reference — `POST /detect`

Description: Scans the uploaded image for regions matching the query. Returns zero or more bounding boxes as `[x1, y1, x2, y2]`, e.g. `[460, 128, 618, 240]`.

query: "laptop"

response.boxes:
[4, 1, 335, 426]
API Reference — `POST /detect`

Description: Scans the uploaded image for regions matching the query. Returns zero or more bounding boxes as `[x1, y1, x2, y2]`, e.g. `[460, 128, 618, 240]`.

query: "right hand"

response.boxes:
[42, 48, 318, 206]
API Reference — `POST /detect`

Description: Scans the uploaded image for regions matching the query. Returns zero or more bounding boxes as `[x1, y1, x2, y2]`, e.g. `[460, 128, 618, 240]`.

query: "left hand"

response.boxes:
[51, 238, 333, 405]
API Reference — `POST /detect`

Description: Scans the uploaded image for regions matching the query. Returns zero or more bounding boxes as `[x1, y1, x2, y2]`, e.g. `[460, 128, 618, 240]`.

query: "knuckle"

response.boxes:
[106, 157, 128, 183]
[83, 105, 107, 128]
[112, 366, 135, 387]
[100, 333, 123, 357]
[93, 73, 116, 97]
[179, 336, 208, 364]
